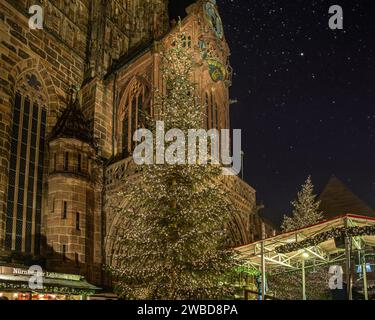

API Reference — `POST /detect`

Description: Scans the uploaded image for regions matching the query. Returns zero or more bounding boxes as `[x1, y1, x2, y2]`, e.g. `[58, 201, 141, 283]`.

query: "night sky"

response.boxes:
[171, 0, 375, 226]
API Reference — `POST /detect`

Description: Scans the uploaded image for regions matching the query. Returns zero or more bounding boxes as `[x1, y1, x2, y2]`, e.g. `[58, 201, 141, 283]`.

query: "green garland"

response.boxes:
[276, 225, 375, 254]
[234, 265, 261, 277]
[0, 282, 95, 296]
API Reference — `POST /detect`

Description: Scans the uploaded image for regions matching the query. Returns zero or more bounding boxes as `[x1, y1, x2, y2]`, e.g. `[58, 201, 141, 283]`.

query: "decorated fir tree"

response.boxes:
[281, 176, 323, 232]
[268, 264, 331, 300]
[108, 31, 236, 300]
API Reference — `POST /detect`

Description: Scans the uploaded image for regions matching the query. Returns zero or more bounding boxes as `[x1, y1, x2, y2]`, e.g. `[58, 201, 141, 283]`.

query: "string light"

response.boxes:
[277, 225, 375, 254]
[108, 28, 237, 300]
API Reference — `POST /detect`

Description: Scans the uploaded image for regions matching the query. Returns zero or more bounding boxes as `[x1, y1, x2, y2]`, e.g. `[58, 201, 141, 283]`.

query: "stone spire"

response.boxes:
[49, 94, 95, 147]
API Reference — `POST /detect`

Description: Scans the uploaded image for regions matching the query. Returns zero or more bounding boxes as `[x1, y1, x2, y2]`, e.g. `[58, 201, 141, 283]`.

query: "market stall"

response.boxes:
[235, 214, 375, 300]
[0, 265, 100, 300]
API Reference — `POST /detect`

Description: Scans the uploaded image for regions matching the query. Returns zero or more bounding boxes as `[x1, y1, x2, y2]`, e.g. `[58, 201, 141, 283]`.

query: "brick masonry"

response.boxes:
[0, 0, 276, 287]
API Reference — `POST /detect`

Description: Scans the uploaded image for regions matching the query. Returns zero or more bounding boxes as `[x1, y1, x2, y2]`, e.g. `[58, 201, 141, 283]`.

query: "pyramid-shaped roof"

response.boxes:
[49, 98, 95, 147]
[318, 176, 375, 219]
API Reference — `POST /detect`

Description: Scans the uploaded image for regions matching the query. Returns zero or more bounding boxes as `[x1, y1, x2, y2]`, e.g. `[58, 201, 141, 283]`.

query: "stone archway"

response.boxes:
[104, 194, 134, 269]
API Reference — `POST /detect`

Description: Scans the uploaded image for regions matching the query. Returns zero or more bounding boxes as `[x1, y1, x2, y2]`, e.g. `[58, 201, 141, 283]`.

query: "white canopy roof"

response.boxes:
[235, 214, 375, 272]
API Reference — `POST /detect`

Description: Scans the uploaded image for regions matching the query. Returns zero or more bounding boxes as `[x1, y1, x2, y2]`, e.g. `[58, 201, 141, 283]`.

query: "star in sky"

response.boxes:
[217, 0, 375, 225]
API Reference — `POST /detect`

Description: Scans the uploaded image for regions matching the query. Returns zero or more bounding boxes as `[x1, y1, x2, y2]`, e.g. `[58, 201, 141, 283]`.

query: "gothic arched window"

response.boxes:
[120, 78, 150, 157]
[205, 90, 220, 130]
[5, 73, 47, 254]
[205, 92, 210, 129]
[211, 93, 218, 129]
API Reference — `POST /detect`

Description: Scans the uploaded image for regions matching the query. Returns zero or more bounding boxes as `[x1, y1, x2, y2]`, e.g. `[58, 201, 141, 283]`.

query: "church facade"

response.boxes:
[0, 0, 273, 289]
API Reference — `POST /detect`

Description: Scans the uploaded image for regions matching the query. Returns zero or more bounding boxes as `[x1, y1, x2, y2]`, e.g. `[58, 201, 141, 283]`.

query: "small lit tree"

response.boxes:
[281, 176, 323, 232]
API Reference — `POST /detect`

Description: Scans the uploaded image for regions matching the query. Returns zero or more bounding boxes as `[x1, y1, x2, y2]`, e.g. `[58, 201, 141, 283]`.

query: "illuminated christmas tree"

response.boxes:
[109, 30, 236, 300]
[281, 176, 323, 232]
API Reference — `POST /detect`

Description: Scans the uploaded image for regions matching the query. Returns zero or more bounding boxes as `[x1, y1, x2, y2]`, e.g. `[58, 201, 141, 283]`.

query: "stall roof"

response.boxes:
[0, 274, 101, 294]
[235, 214, 375, 271]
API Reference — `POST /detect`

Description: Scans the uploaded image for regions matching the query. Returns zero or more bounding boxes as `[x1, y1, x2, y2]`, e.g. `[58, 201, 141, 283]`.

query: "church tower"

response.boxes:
[46, 96, 102, 283]
[86, 0, 170, 78]
[147, 0, 170, 40]
[0, 0, 271, 293]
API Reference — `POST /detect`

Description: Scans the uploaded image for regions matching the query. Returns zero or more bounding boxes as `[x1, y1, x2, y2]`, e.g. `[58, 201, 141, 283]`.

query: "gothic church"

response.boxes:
[0, 0, 273, 288]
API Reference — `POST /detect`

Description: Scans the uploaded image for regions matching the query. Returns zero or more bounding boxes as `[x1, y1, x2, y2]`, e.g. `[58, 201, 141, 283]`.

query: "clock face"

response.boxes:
[204, 1, 224, 39]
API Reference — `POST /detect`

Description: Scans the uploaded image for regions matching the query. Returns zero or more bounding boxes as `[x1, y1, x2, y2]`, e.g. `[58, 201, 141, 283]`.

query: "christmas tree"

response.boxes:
[281, 176, 323, 232]
[268, 264, 331, 300]
[108, 30, 236, 300]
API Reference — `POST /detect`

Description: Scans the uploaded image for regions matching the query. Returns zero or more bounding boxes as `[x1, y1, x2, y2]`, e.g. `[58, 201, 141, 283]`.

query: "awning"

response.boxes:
[0, 274, 101, 295]
[235, 214, 375, 271]
[234, 214, 375, 300]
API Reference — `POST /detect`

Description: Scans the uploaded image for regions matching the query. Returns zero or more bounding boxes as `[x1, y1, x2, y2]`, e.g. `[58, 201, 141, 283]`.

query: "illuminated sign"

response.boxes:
[0, 266, 81, 281]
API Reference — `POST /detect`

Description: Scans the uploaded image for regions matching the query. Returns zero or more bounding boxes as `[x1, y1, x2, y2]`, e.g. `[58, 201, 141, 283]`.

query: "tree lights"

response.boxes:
[281, 176, 323, 232]
[108, 30, 237, 300]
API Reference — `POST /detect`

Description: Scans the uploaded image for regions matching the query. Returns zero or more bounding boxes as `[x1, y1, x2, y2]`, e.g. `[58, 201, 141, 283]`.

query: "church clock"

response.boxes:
[204, 0, 224, 39]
